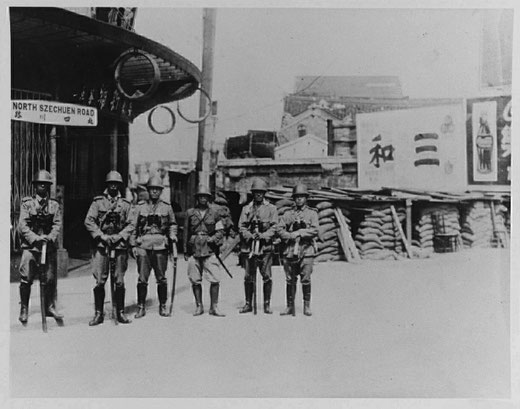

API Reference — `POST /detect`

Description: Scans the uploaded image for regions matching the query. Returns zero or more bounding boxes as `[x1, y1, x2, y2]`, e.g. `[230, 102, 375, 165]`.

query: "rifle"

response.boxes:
[249, 216, 261, 259]
[108, 245, 118, 325]
[253, 259, 257, 315]
[214, 251, 233, 278]
[168, 242, 178, 316]
[292, 217, 303, 258]
[40, 241, 48, 333]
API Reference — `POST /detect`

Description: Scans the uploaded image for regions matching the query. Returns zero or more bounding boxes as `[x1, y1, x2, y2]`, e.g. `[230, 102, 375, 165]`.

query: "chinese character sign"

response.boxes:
[357, 104, 467, 190]
[466, 96, 511, 185]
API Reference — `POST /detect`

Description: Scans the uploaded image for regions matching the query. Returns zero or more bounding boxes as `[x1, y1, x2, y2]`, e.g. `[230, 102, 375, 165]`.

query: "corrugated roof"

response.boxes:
[294, 76, 404, 99]
[10, 7, 201, 121]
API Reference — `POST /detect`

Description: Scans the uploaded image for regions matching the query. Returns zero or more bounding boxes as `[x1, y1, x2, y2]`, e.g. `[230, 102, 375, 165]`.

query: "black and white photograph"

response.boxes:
[3, 2, 519, 408]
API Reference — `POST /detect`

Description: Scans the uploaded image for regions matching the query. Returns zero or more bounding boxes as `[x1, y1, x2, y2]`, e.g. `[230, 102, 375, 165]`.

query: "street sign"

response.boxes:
[11, 100, 98, 126]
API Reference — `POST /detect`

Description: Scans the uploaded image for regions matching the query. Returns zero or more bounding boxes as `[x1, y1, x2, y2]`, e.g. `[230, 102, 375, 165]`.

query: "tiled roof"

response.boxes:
[293, 76, 404, 99]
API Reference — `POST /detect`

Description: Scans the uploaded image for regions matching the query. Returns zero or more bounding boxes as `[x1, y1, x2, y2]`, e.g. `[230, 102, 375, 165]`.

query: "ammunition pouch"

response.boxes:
[248, 219, 264, 236]
[30, 214, 53, 235]
[290, 220, 306, 232]
[102, 211, 122, 235]
[137, 214, 167, 236]
[146, 214, 161, 227]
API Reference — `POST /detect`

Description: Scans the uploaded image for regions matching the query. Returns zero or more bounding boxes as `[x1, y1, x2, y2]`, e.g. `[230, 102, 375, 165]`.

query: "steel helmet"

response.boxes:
[105, 170, 123, 184]
[292, 183, 309, 197]
[146, 175, 164, 189]
[250, 178, 268, 192]
[32, 169, 53, 184]
[195, 185, 211, 197]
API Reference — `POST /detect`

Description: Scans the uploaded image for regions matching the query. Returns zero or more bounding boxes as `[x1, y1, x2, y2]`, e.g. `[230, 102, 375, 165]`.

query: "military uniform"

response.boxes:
[184, 185, 226, 317]
[278, 185, 319, 316]
[130, 197, 177, 316]
[18, 194, 62, 323]
[238, 197, 278, 313]
[84, 187, 134, 324]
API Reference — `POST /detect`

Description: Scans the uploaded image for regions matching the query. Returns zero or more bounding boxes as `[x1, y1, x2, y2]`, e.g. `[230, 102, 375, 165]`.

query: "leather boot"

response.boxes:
[280, 283, 296, 316]
[158, 283, 168, 317]
[263, 280, 273, 314]
[192, 284, 204, 316]
[134, 283, 147, 319]
[19, 282, 31, 325]
[209, 283, 225, 317]
[116, 286, 131, 324]
[45, 282, 64, 323]
[89, 286, 105, 326]
[303, 284, 312, 316]
[239, 282, 254, 313]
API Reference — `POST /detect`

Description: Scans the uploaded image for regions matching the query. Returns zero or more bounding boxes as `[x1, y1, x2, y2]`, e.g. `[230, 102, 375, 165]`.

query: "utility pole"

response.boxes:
[196, 8, 216, 188]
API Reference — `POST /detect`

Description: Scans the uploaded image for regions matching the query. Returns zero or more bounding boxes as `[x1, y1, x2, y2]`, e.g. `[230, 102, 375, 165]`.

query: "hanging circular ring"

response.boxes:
[147, 105, 176, 134]
[114, 49, 160, 101]
[176, 87, 212, 124]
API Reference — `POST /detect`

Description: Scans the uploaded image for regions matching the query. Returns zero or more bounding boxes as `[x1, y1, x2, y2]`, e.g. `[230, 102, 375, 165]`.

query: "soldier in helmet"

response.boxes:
[130, 175, 177, 318]
[278, 183, 319, 316]
[17, 169, 63, 325]
[238, 178, 278, 314]
[183, 185, 226, 317]
[84, 171, 134, 325]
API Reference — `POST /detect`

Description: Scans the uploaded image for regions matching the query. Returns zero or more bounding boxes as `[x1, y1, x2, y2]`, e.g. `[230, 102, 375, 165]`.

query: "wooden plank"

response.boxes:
[390, 205, 413, 258]
[405, 199, 412, 252]
[334, 208, 360, 261]
[335, 228, 352, 262]
[332, 209, 351, 261]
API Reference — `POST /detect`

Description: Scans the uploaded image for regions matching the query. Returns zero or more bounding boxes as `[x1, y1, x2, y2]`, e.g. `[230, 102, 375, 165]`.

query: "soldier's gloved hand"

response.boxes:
[253, 231, 261, 240]
[99, 234, 110, 244]
[35, 235, 48, 244]
[291, 231, 300, 240]
[111, 234, 123, 245]
[131, 247, 139, 258]
[184, 253, 189, 261]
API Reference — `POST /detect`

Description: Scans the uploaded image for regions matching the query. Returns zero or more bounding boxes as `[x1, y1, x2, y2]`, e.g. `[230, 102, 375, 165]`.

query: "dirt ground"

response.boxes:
[9, 248, 511, 398]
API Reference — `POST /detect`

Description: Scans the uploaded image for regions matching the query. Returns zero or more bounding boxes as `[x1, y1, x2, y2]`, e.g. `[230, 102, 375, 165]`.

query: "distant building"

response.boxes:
[278, 106, 342, 144]
[275, 133, 327, 160]
[284, 75, 460, 123]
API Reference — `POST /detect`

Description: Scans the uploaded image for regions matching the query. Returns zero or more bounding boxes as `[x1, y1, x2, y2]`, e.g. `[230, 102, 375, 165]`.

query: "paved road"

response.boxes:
[9, 249, 510, 398]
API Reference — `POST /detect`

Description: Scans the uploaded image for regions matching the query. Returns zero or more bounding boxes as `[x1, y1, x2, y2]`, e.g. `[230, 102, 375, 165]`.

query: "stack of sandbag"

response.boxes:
[461, 201, 506, 248]
[275, 197, 294, 218]
[412, 205, 460, 253]
[315, 202, 347, 263]
[353, 205, 406, 260]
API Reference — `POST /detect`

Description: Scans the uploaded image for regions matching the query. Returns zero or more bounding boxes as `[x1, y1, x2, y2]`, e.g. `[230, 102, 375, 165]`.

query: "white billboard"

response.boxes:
[356, 103, 467, 191]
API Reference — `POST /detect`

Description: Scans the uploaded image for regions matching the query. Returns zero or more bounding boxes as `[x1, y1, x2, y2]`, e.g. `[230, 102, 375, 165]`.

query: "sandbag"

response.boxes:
[359, 221, 382, 230]
[316, 201, 333, 210]
[360, 241, 384, 252]
[358, 227, 381, 236]
[319, 217, 336, 226]
[318, 208, 335, 219]
[276, 199, 294, 209]
[356, 233, 382, 243]
[319, 223, 337, 236]
[321, 229, 338, 242]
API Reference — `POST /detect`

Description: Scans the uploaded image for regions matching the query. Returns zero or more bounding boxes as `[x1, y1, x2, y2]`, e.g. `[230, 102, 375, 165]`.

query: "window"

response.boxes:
[297, 124, 307, 137]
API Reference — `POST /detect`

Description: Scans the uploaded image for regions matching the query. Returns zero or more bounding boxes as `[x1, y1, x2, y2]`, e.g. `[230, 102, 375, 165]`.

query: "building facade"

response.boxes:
[10, 7, 201, 273]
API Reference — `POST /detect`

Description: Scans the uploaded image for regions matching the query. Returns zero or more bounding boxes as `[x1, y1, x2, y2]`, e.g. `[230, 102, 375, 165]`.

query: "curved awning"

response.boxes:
[10, 7, 201, 121]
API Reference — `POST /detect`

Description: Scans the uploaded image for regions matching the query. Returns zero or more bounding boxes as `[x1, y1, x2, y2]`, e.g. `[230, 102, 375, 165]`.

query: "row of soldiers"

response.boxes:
[17, 170, 319, 327]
